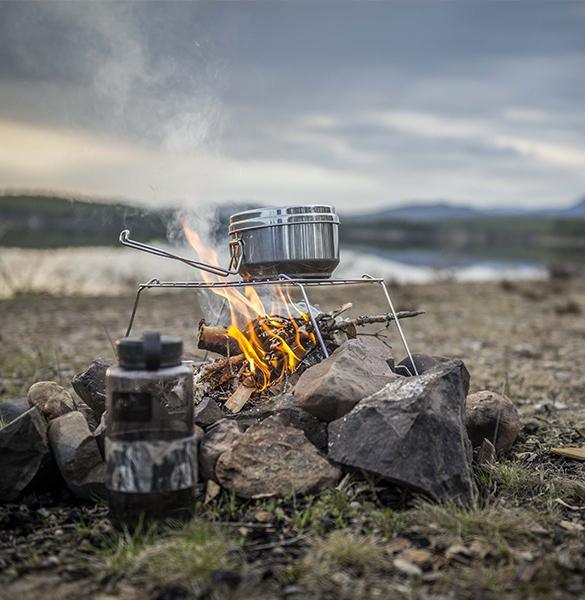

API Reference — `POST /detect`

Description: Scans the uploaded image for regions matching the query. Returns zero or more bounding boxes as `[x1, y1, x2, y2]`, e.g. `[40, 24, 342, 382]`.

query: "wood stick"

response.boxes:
[198, 320, 241, 356]
[224, 378, 255, 413]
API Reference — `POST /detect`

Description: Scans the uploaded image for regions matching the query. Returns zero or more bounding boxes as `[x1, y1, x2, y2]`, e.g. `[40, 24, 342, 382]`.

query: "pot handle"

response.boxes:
[119, 229, 243, 277]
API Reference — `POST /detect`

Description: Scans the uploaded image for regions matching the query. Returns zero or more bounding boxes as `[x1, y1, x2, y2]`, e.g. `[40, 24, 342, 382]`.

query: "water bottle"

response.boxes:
[106, 331, 195, 528]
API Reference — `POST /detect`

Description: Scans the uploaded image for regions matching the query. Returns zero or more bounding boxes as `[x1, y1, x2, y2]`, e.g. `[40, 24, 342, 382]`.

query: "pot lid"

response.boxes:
[229, 205, 339, 234]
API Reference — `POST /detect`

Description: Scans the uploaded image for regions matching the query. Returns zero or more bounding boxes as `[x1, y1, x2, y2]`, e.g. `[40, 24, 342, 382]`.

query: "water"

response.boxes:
[0, 243, 548, 299]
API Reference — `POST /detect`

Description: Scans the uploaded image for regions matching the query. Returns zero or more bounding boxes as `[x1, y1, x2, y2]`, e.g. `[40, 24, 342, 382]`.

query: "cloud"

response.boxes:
[0, 1, 584, 210]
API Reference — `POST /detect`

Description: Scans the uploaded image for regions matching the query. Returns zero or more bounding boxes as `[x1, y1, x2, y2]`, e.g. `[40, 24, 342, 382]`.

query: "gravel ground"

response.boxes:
[1, 276, 584, 599]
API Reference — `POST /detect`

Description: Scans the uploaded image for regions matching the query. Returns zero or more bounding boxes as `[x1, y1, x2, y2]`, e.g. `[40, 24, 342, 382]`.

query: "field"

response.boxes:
[1, 277, 585, 599]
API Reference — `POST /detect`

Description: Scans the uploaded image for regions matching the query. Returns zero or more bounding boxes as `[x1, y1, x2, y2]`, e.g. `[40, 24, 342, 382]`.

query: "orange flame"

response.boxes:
[183, 219, 312, 391]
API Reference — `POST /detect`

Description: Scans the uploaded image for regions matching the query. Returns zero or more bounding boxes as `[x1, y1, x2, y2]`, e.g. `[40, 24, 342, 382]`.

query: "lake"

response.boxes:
[0, 243, 548, 299]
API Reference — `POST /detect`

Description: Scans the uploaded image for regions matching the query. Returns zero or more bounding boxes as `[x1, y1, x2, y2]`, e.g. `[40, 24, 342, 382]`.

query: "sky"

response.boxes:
[1, 1, 585, 213]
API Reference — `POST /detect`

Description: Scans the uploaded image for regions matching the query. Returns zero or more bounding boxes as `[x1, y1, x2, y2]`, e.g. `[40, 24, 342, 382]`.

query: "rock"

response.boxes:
[27, 381, 75, 421]
[193, 397, 224, 428]
[0, 397, 30, 424]
[48, 411, 106, 500]
[293, 338, 399, 422]
[257, 394, 328, 452]
[465, 390, 521, 452]
[476, 438, 497, 465]
[75, 400, 99, 431]
[71, 358, 113, 418]
[216, 422, 341, 499]
[199, 419, 243, 482]
[328, 359, 476, 504]
[0, 407, 51, 501]
[93, 412, 106, 458]
[395, 353, 449, 377]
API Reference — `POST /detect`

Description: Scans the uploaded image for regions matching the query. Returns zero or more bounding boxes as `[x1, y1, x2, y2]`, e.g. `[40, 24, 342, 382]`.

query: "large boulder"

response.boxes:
[48, 411, 106, 501]
[71, 358, 113, 418]
[0, 397, 30, 424]
[293, 337, 399, 422]
[0, 407, 51, 501]
[328, 359, 476, 504]
[465, 390, 520, 452]
[27, 381, 75, 421]
[216, 422, 341, 499]
[395, 353, 449, 377]
[199, 419, 243, 483]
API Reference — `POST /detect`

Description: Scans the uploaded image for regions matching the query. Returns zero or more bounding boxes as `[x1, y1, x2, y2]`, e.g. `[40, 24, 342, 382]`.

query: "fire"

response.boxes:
[183, 219, 313, 391]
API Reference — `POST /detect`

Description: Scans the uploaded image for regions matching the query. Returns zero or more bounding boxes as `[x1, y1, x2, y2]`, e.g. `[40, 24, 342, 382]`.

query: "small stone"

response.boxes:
[216, 422, 341, 499]
[293, 338, 399, 422]
[329, 359, 476, 504]
[254, 510, 274, 523]
[0, 397, 30, 425]
[27, 381, 75, 420]
[199, 419, 242, 482]
[193, 397, 224, 428]
[71, 358, 113, 418]
[0, 407, 51, 502]
[476, 438, 497, 465]
[48, 411, 106, 501]
[393, 558, 423, 577]
[465, 390, 521, 452]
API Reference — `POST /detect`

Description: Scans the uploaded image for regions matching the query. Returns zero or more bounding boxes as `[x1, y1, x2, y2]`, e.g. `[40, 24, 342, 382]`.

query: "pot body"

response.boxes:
[229, 205, 340, 280]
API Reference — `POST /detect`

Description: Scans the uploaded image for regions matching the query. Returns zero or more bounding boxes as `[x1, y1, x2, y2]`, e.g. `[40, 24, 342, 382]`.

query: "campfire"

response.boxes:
[186, 220, 426, 416]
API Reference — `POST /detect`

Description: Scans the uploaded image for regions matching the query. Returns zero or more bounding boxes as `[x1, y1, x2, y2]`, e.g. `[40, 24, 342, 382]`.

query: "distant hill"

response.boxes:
[346, 196, 585, 223]
[346, 201, 481, 222]
[0, 194, 173, 247]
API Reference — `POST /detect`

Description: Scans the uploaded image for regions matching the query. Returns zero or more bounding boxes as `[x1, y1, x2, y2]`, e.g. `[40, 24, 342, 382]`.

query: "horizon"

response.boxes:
[1, 2, 585, 212]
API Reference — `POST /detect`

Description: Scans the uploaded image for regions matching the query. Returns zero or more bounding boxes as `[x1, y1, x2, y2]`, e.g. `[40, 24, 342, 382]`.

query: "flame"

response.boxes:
[183, 219, 314, 391]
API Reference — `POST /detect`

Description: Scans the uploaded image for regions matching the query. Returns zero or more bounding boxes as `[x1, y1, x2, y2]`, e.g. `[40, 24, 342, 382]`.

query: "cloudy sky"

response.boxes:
[1, 1, 584, 212]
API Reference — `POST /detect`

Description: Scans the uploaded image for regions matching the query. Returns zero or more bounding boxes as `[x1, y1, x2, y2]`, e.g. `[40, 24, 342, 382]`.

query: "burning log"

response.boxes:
[198, 310, 424, 356]
[197, 320, 241, 356]
[194, 304, 424, 413]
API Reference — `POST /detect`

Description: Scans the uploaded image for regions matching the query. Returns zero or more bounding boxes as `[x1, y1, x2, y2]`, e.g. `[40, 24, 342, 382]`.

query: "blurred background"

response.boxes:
[1, 0, 585, 297]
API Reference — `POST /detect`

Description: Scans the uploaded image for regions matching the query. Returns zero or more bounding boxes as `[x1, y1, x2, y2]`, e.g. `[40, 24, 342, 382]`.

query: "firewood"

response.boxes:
[198, 320, 241, 356]
[224, 378, 255, 413]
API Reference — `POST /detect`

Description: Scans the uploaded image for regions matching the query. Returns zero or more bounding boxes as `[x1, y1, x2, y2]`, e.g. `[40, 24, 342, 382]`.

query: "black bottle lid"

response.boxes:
[116, 331, 183, 370]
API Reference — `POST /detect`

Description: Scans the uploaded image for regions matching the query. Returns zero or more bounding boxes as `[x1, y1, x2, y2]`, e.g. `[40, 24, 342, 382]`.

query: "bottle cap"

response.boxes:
[116, 331, 183, 370]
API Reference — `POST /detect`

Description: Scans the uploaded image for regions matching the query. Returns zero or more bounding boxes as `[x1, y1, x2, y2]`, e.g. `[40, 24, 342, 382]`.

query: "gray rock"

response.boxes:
[27, 381, 75, 421]
[465, 390, 521, 452]
[76, 400, 99, 431]
[395, 353, 449, 377]
[216, 422, 341, 499]
[199, 419, 242, 482]
[48, 411, 106, 501]
[293, 338, 399, 422]
[0, 397, 30, 424]
[0, 407, 51, 501]
[193, 397, 224, 428]
[71, 358, 113, 418]
[93, 412, 106, 458]
[258, 394, 328, 452]
[328, 359, 476, 504]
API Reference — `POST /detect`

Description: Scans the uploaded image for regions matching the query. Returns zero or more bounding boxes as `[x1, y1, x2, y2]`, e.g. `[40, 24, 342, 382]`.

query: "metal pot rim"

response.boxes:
[229, 205, 339, 235]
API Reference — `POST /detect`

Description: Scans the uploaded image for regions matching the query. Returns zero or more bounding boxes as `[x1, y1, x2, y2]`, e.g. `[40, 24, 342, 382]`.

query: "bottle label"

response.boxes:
[106, 436, 197, 493]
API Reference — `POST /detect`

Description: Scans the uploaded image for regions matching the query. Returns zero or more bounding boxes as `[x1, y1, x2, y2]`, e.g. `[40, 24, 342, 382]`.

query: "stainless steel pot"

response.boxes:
[119, 205, 340, 280]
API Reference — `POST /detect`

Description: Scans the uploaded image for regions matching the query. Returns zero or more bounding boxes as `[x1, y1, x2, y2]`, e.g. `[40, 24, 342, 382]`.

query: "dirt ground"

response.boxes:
[1, 276, 584, 599]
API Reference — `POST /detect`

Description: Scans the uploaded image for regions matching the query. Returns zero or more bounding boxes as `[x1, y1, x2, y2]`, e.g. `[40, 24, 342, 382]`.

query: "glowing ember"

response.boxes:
[183, 219, 314, 391]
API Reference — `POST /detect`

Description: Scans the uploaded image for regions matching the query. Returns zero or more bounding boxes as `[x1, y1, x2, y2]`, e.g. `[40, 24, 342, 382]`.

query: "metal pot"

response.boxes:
[119, 205, 340, 280]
